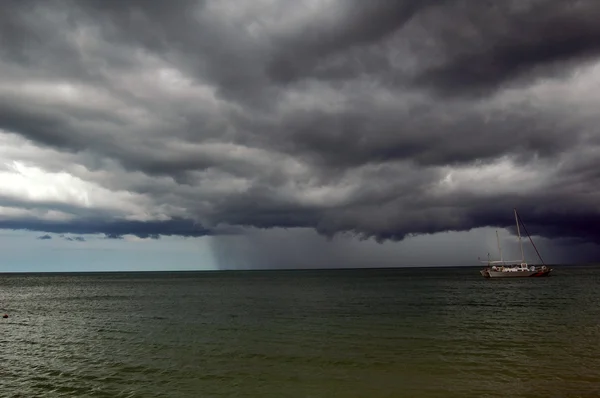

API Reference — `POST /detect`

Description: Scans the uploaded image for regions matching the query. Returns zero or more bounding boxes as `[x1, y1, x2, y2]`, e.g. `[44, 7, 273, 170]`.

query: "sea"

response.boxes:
[1, 265, 599, 397]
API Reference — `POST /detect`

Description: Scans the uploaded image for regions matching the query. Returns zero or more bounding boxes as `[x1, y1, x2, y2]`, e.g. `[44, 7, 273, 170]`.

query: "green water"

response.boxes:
[1, 266, 599, 397]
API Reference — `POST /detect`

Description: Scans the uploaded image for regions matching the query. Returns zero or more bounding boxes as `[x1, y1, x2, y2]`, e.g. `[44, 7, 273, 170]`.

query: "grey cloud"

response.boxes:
[266, 0, 447, 83]
[268, 97, 577, 169]
[0, 0, 600, 262]
[104, 233, 124, 240]
[37, 234, 52, 240]
[63, 236, 86, 242]
[411, 0, 600, 96]
[0, 97, 106, 152]
[67, 0, 274, 104]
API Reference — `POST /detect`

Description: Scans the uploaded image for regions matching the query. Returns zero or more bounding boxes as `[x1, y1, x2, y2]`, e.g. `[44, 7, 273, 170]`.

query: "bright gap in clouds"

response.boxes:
[0, 160, 149, 220]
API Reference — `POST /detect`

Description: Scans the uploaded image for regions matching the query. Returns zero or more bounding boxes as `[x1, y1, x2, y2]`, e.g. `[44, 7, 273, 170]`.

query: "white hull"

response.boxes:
[487, 270, 537, 278]
[480, 268, 552, 278]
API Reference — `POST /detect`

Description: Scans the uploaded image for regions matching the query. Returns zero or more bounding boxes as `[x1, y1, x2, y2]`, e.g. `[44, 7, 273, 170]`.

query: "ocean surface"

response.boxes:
[1, 266, 600, 397]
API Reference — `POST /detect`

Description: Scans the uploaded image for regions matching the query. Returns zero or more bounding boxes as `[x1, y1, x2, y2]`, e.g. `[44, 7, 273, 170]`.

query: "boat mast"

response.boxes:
[514, 208, 525, 263]
[496, 230, 504, 264]
[515, 210, 546, 266]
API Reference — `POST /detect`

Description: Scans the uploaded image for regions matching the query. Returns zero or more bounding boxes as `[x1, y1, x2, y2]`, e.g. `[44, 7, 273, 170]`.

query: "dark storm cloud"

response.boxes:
[412, 0, 600, 96]
[1, 0, 600, 255]
[266, 0, 447, 83]
[0, 96, 111, 152]
[270, 98, 578, 169]
[0, 217, 211, 239]
[268, 1, 600, 93]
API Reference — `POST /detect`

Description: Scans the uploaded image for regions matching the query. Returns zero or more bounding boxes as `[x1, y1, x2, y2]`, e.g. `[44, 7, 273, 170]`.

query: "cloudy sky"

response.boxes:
[2, 0, 600, 271]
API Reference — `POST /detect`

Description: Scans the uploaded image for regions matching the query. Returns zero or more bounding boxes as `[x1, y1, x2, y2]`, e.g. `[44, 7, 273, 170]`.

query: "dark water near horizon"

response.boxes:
[1, 266, 600, 397]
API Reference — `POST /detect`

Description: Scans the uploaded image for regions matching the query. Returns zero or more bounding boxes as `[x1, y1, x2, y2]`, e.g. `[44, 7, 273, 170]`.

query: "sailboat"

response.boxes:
[479, 208, 552, 278]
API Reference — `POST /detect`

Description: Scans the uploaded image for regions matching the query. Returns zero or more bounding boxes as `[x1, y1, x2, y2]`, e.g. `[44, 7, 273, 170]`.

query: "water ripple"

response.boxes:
[1, 266, 600, 397]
